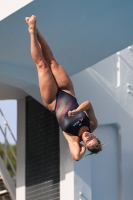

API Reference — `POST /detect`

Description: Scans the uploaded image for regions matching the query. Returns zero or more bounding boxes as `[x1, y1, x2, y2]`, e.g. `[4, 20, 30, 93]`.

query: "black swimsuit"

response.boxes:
[55, 89, 90, 136]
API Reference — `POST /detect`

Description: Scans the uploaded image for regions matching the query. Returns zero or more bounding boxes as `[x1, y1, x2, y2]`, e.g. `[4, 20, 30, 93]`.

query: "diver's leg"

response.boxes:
[36, 28, 54, 65]
[25, 15, 58, 110]
[36, 29, 75, 96]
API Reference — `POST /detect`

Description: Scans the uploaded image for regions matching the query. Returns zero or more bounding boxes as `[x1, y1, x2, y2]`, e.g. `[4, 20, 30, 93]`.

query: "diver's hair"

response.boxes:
[85, 139, 104, 156]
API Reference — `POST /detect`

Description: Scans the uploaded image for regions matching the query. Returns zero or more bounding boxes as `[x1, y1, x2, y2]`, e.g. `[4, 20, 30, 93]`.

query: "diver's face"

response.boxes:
[82, 131, 98, 149]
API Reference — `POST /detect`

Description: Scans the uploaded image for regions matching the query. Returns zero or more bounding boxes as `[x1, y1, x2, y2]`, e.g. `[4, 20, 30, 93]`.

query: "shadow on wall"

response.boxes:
[91, 124, 121, 200]
[120, 56, 133, 74]
[85, 68, 133, 119]
[72, 65, 133, 189]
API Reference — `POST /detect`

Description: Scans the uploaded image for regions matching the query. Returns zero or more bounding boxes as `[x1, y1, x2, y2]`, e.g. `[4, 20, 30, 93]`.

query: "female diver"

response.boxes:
[25, 15, 102, 161]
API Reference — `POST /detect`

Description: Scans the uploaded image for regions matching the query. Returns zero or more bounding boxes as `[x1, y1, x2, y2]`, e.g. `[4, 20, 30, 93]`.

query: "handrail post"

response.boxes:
[4, 120, 7, 168]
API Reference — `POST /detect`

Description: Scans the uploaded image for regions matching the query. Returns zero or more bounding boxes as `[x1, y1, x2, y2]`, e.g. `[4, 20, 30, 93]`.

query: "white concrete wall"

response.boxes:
[74, 156, 92, 200]
[16, 98, 26, 200]
[60, 129, 74, 200]
[0, 0, 33, 21]
[71, 45, 133, 200]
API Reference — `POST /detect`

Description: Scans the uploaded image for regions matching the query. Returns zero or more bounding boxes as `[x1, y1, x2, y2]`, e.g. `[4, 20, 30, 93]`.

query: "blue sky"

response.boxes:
[0, 100, 17, 144]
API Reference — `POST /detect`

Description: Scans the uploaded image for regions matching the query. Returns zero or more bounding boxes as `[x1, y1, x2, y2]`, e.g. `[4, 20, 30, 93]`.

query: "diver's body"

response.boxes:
[55, 89, 91, 135]
[25, 15, 102, 160]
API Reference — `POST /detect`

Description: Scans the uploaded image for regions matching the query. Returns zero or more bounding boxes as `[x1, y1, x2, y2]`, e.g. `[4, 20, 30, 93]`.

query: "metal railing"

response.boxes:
[0, 108, 16, 200]
[0, 157, 16, 200]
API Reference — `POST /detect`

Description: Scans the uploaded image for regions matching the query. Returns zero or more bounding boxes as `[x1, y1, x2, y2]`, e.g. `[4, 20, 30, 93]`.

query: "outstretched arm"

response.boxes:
[68, 101, 98, 129]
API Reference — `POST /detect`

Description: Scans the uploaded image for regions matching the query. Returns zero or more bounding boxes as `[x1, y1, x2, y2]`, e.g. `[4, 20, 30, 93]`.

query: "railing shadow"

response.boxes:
[120, 56, 133, 73]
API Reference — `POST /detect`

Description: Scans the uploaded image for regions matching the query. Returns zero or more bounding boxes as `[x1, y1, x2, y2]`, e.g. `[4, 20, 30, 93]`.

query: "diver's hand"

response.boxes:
[68, 109, 79, 117]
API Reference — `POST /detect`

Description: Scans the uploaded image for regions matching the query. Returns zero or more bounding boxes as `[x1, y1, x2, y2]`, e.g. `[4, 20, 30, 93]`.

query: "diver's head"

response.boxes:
[82, 131, 102, 155]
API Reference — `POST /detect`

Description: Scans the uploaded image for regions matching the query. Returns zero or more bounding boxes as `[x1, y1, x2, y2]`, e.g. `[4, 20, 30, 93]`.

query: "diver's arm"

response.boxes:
[69, 143, 86, 161]
[68, 101, 98, 129]
[78, 144, 86, 160]
[85, 101, 98, 129]
[63, 132, 86, 161]
[68, 101, 91, 116]
[77, 101, 91, 113]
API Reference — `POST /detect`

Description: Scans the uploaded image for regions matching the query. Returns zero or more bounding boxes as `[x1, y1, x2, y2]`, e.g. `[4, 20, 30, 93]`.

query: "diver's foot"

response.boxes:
[25, 15, 37, 34]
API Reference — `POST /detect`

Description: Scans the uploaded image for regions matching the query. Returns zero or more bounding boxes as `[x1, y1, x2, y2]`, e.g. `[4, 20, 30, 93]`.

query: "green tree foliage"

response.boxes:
[0, 143, 16, 200]
[0, 143, 16, 177]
